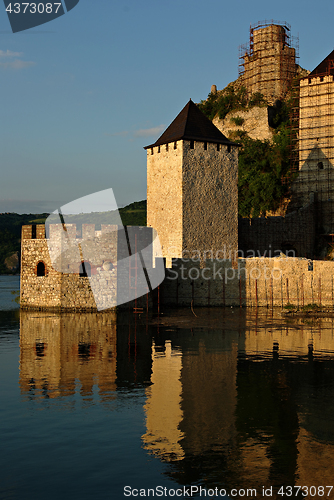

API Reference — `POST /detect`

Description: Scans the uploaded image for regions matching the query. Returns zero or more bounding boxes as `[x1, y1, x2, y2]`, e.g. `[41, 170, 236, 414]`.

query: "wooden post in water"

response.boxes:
[176, 277, 178, 307]
[223, 277, 225, 307]
[281, 276, 283, 308]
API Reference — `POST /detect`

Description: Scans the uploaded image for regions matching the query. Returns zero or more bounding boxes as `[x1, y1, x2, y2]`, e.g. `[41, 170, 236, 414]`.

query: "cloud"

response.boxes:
[0, 49, 23, 57]
[0, 49, 35, 69]
[105, 124, 166, 140]
[133, 125, 166, 138]
[0, 60, 35, 69]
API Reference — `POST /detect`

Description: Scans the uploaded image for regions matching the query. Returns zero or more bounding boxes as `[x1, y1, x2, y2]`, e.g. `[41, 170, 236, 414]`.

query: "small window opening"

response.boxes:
[318, 161, 324, 170]
[37, 261, 46, 277]
[79, 261, 91, 277]
[320, 76, 324, 82]
[308, 78, 311, 84]
[227, 144, 231, 153]
[151, 148, 153, 155]
[35, 342, 45, 357]
[204, 142, 207, 150]
[78, 342, 91, 360]
[190, 140, 194, 149]
[166, 143, 168, 152]
[308, 260, 313, 271]
[174, 141, 177, 150]
[217, 143, 220, 152]
[157, 146, 160, 153]
[32, 225, 37, 239]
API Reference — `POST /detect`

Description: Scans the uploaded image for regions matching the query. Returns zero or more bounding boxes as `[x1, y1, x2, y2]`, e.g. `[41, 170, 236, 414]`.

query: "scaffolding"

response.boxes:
[292, 62, 334, 250]
[239, 64, 334, 260]
[238, 20, 299, 104]
[236, 22, 334, 259]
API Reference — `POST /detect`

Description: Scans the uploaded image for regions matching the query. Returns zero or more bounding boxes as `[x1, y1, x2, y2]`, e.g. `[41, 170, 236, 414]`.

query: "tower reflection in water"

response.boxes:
[19, 312, 118, 400]
[19, 309, 334, 491]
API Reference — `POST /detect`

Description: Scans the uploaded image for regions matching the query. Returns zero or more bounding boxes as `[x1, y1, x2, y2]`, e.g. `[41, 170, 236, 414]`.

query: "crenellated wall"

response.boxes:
[20, 223, 154, 311]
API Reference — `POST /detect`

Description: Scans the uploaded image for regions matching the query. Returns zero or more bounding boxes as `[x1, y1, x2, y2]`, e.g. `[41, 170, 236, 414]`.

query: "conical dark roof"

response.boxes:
[309, 50, 334, 77]
[144, 99, 239, 149]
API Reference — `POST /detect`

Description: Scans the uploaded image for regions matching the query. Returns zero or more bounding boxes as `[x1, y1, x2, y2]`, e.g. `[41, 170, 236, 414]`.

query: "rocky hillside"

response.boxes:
[198, 74, 307, 218]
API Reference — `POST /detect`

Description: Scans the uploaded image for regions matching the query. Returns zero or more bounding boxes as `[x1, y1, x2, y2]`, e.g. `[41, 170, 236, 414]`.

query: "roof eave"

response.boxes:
[144, 137, 241, 150]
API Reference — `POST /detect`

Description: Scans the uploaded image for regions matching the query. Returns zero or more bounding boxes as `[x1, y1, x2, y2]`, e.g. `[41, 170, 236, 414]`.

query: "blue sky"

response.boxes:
[0, 0, 333, 213]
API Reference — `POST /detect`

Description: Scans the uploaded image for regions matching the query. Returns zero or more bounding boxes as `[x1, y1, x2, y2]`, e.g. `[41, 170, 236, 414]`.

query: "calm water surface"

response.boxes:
[1, 276, 334, 499]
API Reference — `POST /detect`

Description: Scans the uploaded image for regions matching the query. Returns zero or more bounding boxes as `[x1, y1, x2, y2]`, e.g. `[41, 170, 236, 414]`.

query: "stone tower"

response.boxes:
[145, 100, 239, 265]
[240, 21, 297, 104]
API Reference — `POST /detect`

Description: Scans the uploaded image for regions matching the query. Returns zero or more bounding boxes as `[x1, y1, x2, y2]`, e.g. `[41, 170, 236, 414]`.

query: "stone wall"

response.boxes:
[161, 256, 334, 307]
[295, 75, 334, 234]
[20, 224, 64, 310]
[147, 140, 183, 262]
[20, 223, 155, 311]
[238, 196, 316, 259]
[299, 75, 334, 170]
[182, 140, 238, 262]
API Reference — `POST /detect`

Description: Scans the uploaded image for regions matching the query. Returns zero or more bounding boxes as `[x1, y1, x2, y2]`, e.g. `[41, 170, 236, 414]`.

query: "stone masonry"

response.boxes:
[20, 223, 155, 311]
[161, 256, 334, 308]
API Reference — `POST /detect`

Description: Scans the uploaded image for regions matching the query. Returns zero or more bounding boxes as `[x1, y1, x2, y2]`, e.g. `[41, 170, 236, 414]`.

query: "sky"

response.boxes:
[0, 0, 333, 214]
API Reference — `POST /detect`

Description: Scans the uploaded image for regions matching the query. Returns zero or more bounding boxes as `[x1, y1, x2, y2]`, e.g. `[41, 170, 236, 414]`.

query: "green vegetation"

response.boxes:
[198, 82, 267, 121]
[230, 116, 244, 126]
[0, 213, 48, 275]
[119, 200, 146, 226]
[301, 303, 321, 312]
[199, 84, 296, 217]
[11, 290, 20, 304]
[283, 303, 323, 314]
[237, 121, 293, 217]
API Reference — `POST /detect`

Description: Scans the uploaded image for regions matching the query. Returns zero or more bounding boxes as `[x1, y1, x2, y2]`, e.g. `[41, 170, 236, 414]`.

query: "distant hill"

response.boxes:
[0, 200, 147, 275]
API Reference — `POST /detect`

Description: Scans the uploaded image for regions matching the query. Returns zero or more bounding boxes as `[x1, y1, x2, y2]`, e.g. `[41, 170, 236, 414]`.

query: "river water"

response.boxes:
[1, 276, 334, 499]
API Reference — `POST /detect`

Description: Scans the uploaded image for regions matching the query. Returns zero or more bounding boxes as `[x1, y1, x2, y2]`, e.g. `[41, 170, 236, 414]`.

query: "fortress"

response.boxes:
[20, 21, 334, 311]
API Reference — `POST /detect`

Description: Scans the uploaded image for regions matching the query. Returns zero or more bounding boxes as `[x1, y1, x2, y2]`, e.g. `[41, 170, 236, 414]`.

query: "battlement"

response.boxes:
[21, 224, 46, 240]
[46, 223, 119, 240]
[22, 223, 153, 241]
[301, 74, 334, 87]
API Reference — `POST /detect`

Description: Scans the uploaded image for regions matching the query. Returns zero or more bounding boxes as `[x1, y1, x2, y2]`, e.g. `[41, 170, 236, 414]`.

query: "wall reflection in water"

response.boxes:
[141, 310, 334, 491]
[19, 308, 334, 491]
[19, 310, 153, 401]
